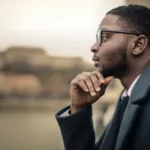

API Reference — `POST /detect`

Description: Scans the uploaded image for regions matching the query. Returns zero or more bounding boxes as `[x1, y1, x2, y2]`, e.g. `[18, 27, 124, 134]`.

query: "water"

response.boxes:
[0, 99, 107, 150]
[0, 109, 64, 150]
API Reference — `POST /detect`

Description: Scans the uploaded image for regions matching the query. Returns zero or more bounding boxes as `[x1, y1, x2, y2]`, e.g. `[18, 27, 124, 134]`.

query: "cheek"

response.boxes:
[98, 42, 126, 65]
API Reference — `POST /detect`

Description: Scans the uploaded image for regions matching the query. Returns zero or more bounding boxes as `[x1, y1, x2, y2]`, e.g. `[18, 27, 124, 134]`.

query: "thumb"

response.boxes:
[99, 76, 114, 93]
[104, 76, 114, 85]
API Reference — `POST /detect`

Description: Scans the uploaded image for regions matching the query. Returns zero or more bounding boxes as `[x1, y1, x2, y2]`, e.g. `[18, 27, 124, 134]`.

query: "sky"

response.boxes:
[0, 0, 125, 63]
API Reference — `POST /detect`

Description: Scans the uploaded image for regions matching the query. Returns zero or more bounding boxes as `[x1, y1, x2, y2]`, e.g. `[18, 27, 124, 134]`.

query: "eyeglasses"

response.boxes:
[96, 28, 140, 46]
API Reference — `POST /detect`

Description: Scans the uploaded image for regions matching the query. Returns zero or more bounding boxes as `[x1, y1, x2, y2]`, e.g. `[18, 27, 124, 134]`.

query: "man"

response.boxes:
[56, 4, 150, 150]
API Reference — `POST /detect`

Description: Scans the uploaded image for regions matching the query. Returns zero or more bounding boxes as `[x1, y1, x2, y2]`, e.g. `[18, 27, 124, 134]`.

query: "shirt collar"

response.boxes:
[122, 75, 140, 98]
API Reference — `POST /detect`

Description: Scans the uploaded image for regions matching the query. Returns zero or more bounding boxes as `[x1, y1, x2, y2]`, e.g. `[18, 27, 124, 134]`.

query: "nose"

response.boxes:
[90, 42, 99, 53]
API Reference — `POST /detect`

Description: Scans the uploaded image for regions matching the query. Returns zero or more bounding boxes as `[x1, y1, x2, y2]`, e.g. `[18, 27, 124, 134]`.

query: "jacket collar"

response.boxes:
[130, 62, 150, 104]
[115, 62, 150, 150]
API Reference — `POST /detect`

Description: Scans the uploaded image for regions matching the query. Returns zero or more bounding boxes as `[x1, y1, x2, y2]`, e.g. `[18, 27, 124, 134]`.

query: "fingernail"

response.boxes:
[96, 87, 100, 91]
[91, 92, 96, 96]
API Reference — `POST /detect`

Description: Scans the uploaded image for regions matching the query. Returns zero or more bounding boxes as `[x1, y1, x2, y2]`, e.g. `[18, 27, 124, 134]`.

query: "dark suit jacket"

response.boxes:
[56, 62, 150, 150]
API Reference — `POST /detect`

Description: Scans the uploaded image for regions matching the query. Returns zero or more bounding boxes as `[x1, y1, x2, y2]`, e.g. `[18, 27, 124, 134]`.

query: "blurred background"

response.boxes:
[0, 0, 149, 150]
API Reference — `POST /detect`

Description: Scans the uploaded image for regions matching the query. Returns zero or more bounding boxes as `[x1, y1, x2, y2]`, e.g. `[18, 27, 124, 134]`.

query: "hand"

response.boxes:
[70, 71, 113, 113]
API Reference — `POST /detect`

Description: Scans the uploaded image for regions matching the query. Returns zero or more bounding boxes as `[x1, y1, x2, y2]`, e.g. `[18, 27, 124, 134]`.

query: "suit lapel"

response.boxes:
[99, 96, 122, 150]
[115, 62, 150, 150]
[115, 102, 139, 150]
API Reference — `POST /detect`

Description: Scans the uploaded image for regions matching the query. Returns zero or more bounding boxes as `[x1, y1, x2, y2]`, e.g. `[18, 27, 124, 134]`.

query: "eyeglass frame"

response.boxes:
[96, 28, 141, 46]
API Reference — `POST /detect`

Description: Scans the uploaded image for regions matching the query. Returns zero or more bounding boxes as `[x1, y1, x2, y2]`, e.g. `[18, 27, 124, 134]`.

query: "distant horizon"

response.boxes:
[0, 44, 93, 64]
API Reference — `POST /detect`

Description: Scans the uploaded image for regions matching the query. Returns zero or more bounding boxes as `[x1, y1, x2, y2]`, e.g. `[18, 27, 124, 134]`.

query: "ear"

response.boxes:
[132, 35, 148, 56]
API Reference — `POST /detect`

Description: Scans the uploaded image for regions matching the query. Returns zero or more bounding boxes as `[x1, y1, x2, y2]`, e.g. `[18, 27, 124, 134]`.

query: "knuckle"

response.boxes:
[71, 79, 76, 84]
[92, 71, 99, 75]
[92, 71, 97, 74]
[76, 74, 89, 81]
[82, 71, 87, 74]
[75, 74, 84, 81]
[76, 74, 81, 78]
[93, 71, 103, 77]
[90, 72, 96, 76]
[90, 72, 99, 79]
[71, 77, 81, 84]
[82, 71, 91, 76]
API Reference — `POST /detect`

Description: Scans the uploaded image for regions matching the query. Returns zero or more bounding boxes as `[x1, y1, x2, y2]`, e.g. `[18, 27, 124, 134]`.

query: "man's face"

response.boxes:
[91, 14, 129, 78]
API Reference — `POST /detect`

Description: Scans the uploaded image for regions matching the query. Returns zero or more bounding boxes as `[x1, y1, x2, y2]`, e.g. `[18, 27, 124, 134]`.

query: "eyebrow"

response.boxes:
[100, 26, 114, 30]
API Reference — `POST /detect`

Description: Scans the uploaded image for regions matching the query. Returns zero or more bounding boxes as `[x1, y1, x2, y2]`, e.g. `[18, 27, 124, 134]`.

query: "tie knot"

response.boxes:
[121, 95, 129, 107]
[123, 95, 129, 101]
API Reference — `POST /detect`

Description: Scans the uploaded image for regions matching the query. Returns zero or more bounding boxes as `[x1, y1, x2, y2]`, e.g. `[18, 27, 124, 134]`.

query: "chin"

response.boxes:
[96, 66, 110, 78]
[98, 65, 115, 78]
[103, 66, 126, 78]
[101, 69, 112, 78]
[95, 63, 122, 78]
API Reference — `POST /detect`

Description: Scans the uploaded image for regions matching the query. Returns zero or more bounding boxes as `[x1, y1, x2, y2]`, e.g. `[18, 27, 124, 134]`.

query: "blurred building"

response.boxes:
[0, 73, 41, 98]
[0, 46, 124, 104]
[50, 56, 86, 70]
[0, 46, 93, 98]
[3, 46, 50, 67]
[0, 46, 90, 71]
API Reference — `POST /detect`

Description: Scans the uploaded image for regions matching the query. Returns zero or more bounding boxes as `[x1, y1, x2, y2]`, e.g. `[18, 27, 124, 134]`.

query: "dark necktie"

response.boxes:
[99, 96, 129, 150]
[119, 95, 129, 122]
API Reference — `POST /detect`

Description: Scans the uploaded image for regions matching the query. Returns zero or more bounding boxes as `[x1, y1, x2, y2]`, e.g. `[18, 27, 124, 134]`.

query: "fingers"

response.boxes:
[78, 80, 89, 92]
[78, 74, 97, 96]
[82, 72, 100, 90]
[71, 71, 112, 97]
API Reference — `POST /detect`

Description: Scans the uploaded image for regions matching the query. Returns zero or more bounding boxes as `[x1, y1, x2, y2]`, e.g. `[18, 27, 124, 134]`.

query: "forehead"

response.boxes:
[99, 14, 122, 30]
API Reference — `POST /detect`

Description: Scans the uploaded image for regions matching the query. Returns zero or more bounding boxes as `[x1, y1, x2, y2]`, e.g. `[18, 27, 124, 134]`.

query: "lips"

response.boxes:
[92, 56, 99, 61]
[92, 56, 99, 67]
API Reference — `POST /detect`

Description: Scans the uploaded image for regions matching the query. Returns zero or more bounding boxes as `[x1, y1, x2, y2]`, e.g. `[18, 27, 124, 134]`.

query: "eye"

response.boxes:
[102, 35, 109, 43]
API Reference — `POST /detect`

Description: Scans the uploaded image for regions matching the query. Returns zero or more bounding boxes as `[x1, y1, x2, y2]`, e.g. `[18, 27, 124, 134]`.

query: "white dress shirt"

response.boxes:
[121, 75, 140, 98]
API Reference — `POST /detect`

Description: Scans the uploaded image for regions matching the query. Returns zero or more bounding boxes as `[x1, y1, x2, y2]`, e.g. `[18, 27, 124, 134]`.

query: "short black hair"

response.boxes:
[107, 4, 150, 37]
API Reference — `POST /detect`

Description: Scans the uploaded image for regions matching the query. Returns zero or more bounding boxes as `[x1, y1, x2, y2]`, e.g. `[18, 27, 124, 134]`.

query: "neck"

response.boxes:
[118, 61, 149, 90]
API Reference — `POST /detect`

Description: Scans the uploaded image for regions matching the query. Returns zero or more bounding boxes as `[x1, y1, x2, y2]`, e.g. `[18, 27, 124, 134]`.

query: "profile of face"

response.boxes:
[91, 14, 138, 78]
